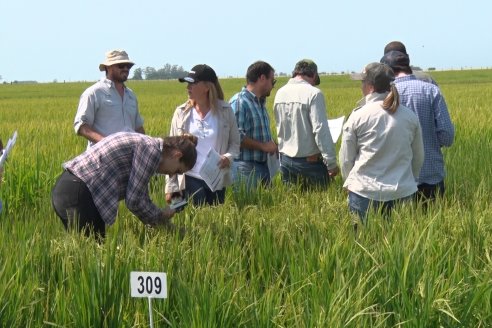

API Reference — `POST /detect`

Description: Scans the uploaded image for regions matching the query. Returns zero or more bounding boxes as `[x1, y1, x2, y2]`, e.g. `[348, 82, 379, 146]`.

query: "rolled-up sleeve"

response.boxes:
[74, 90, 96, 134]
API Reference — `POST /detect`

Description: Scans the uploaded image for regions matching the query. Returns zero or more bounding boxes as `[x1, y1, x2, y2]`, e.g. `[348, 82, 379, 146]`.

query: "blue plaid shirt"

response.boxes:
[230, 87, 273, 162]
[394, 75, 455, 184]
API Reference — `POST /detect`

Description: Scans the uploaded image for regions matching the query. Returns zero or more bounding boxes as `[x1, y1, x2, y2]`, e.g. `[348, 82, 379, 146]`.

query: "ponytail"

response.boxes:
[382, 84, 400, 114]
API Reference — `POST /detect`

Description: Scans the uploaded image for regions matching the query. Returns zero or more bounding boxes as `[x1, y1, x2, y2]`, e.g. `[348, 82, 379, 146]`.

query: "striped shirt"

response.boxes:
[230, 87, 273, 162]
[63, 132, 163, 225]
[394, 75, 455, 184]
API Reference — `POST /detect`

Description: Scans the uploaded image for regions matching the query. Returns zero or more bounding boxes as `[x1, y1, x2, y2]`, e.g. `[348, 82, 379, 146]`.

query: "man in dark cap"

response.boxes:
[381, 50, 455, 204]
[273, 59, 339, 190]
[383, 41, 437, 85]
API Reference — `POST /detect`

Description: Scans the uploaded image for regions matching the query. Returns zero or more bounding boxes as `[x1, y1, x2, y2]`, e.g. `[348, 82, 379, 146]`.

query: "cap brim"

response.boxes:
[350, 73, 365, 80]
[178, 77, 195, 83]
[314, 74, 321, 86]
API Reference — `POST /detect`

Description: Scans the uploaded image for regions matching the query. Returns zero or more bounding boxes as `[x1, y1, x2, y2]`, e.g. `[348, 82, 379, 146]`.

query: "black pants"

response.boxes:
[417, 180, 445, 202]
[415, 180, 445, 211]
[51, 170, 106, 240]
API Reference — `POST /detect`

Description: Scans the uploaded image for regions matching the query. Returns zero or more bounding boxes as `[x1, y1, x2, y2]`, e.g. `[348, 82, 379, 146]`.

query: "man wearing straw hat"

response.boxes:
[74, 49, 145, 147]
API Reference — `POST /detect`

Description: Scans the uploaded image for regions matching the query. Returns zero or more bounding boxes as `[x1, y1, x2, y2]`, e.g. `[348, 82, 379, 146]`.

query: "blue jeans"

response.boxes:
[348, 191, 414, 223]
[232, 160, 270, 193]
[279, 153, 330, 190]
[185, 175, 225, 206]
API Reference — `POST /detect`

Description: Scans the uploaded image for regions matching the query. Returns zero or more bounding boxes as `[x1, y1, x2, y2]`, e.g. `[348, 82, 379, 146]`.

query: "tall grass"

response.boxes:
[0, 70, 491, 327]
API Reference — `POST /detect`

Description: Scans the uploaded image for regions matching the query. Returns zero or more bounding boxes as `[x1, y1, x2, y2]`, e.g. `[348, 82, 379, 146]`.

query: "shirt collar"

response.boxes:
[242, 86, 266, 105]
[395, 74, 417, 82]
[364, 92, 389, 104]
[287, 77, 311, 85]
[100, 77, 126, 89]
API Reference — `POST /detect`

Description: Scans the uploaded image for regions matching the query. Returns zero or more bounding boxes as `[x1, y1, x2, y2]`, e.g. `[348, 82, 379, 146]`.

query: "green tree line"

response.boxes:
[132, 64, 187, 80]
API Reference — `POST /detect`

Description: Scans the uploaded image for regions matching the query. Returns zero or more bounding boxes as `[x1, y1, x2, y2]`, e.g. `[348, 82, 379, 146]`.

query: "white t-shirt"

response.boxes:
[187, 108, 218, 178]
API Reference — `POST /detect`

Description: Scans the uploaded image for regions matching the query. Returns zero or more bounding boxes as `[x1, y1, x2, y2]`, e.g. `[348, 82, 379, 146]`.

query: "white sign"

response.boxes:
[130, 272, 167, 299]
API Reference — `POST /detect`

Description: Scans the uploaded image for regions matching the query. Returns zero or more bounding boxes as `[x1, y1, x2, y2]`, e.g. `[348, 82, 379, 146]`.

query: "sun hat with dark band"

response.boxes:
[178, 64, 218, 83]
[99, 50, 134, 71]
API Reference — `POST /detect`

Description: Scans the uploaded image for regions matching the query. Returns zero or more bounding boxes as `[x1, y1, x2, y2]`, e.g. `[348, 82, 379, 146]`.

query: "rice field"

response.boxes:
[0, 70, 491, 327]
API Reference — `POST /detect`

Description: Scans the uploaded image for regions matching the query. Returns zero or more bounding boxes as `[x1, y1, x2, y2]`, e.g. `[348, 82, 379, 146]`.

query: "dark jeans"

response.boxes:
[232, 160, 270, 193]
[185, 175, 226, 206]
[348, 191, 414, 224]
[51, 170, 105, 240]
[279, 153, 330, 190]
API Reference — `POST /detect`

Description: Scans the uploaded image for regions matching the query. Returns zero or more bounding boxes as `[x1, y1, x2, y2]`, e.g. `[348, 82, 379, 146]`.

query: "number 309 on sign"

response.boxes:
[130, 272, 167, 298]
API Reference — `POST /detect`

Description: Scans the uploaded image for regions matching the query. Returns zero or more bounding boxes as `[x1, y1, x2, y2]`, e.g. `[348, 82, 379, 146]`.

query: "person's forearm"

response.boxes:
[241, 136, 265, 151]
[77, 124, 104, 143]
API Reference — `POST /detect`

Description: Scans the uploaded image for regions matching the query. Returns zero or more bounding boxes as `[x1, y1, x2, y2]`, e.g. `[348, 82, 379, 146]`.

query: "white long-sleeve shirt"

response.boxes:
[273, 78, 337, 169]
[339, 92, 424, 201]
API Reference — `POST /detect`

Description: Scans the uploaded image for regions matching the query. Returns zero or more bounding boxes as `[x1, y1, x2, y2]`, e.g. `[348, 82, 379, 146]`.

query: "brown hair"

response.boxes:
[162, 133, 198, 170]
[382, 84, 400, 114]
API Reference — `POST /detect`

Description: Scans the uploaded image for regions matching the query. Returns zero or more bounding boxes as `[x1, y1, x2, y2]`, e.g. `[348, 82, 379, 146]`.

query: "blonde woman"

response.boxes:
[166, 65, 240, 206]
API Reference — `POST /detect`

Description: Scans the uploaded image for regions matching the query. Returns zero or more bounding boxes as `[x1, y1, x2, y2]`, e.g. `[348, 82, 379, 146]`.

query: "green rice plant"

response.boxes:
[0, 70, 491, 327]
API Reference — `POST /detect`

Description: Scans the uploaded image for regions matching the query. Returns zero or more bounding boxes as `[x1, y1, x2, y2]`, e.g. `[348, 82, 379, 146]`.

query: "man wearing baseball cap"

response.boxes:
[273, 59, 339, 190]
[383, 41, 437, 85]
[74, 49, 145, 148]
[381, 50, 455, 204]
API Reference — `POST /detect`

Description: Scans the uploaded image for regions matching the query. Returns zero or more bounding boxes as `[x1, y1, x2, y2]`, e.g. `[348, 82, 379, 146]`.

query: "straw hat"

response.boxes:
[99, 50, 134, 71]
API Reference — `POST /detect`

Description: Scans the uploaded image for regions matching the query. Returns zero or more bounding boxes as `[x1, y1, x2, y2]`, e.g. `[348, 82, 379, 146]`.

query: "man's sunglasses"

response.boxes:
[117, 63, 133, 69]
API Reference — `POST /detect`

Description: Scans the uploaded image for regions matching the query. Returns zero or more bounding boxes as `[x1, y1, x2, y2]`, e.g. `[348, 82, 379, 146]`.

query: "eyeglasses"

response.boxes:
[117, 63, 133, 70]
[272, 79, 277, 87]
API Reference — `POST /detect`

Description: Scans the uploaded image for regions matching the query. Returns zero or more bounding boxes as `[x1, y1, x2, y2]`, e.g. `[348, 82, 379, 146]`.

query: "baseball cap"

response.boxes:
[380, 50, 410, 70]
[178, 64, 218, 83]
[383, 41, 408, 55]
[292, 59, 320, 85]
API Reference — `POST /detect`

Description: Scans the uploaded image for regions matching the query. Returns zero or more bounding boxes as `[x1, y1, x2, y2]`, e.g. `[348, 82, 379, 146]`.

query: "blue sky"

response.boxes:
[1, 0, 490, 82]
